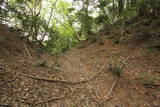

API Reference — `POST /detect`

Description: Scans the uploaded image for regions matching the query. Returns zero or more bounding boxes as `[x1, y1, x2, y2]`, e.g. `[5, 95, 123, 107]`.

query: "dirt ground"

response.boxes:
[0, 23, 160, 107]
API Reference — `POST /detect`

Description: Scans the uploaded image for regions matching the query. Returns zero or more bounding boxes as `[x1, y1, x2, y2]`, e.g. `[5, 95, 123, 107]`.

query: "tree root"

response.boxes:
[0, 64, 106, 106]
[22, 96, 65, 107]
[100, 75, 118, 105]
[32, 96, 65, 106]
[100, 56, 131, 105]
[20, 64, 106, 85]
[0, 64, 106, 85]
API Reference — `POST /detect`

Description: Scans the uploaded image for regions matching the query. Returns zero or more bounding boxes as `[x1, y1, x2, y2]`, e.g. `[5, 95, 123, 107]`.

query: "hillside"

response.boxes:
[0, 17, 160, 107]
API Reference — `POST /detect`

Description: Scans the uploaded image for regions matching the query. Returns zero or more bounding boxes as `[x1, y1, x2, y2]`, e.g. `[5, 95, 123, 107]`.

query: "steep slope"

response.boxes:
[0, 21, 160, 107]
[0, 24, 23, 57]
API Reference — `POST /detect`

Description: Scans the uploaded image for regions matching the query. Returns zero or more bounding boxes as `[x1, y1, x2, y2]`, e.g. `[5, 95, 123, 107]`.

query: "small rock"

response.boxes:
[20, 82, 25, 86]
[24, 88, 29, 91]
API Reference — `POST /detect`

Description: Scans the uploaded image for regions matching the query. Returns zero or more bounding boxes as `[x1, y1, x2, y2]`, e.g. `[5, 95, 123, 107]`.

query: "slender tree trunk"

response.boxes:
[138, 5, 144, 16]
[112, 0, 115, 37]
[41, 0, 58, 41]
[118, 0, 124, 13]
[33, 0, 42, 41]
[130, 0, 136, 7]
[126, 0, 130, 8]
[138, 1, 147, 16]
[27, 0, 42, 41]
[152, 0, 160, 17]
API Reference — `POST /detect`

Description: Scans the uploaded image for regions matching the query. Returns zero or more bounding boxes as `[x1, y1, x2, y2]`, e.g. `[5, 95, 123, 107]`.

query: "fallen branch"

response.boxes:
[101, 75, 118, 104]
[101, 56, 130, 105]
[23, 43, 32, 59]
[23, 96, 65, 107]
[29, 97, 38, 107]
[89, 97, 101, 106]
[33, 96, 65, 106]
[120, 56, 131, 69]
[20, 64, 106, 85]
[38, 88, 49, 107]
[107, 75, 118, 98]
[0, 64, 106, 85]
[70, 96, 81, 107]
[5, 77, 17, 82]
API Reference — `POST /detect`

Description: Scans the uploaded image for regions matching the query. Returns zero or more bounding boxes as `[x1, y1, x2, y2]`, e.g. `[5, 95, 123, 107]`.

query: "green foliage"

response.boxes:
[44, 23, 78, 53]
[37, 60, 48, 67]
[109, 57, 128, 77]
[112, 66, 124, 76]
[76, 9, 94, 35]
[1, 0, 160, 54]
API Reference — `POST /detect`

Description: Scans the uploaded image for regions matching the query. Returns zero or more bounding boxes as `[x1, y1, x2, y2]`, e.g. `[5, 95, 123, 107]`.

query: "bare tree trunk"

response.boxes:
[130, 0, 136, 7]
[112, 0, 115, 38]
[126, 0, 131, 8]
[27, 0, 42, 41]
[138, 0, 148, 16]
[152, 0, 160, 17]
[118, 0, 124, 13]
[41, 0, 58, 42]
[33, 0, 42, 40]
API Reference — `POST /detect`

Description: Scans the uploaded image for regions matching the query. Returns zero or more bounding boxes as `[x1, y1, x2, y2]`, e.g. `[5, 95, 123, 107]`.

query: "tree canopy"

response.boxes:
[0, 0, 160, 53]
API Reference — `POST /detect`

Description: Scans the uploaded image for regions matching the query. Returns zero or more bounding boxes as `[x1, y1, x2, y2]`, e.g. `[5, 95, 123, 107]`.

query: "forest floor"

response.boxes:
[0, 18, 160, 107]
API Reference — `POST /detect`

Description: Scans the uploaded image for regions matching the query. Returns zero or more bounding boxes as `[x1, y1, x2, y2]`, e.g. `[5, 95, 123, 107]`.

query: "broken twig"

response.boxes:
[101, 75, 118, 104]
[33, 96, 65, 106]
[23, 43, 32, 59]
[101, 56, 130, 104]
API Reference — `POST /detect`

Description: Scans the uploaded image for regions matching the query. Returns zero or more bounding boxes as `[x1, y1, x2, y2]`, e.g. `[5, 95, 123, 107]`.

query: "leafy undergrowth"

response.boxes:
[0, 22, 160, 107]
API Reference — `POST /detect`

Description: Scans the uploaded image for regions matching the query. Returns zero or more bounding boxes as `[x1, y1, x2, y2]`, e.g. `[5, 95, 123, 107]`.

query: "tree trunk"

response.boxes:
[41, 0, 58, 42]
[118, 0, 124, 13]
[126, 0, 130, 7]
[138, 1, 148, 16]
[152, 0, 160, 17]
[130, 0, 137, 7]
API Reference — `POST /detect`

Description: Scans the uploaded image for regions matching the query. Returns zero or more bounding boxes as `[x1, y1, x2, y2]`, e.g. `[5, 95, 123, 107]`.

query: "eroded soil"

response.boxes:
[0, 23, 160, 107]
[1, 37, 160, 107]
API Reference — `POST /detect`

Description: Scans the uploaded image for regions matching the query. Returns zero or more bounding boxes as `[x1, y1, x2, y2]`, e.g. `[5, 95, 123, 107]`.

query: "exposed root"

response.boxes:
[101, 56, 130, 105]
[70, 95, 81, 107]
[32, 96, 65, 106]
[120, 56, 131, 69]
[89, 97, 101, 106]
[107, 75, 118, 98]
[38, 87, 49, 107]
[23, 43, 33, 59]
[20, 64, 106, 85]
[0, 64, 106, 85]
[101, 75, 118, 105]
